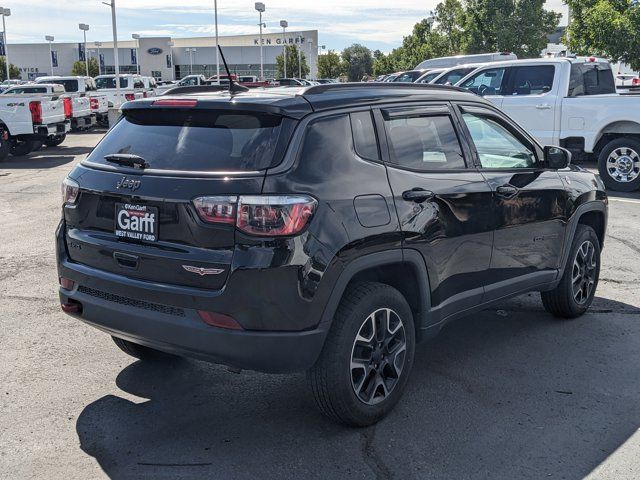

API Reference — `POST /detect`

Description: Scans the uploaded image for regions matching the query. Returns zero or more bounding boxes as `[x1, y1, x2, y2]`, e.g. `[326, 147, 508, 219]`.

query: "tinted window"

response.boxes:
[49, 79, 78, 92]
[350, 111, 379, 160]
[4, 87, 48, 94]
[87, 110, 286, 171]
[134, 79, 145, 89]
[417, 71, 442, 84]
[462, 113, 536, 169]
[460, 68, 506, 95]
[510, 65, 555, 95]
[393, 71, 423, 83]
[95, 77, 129, 89]
[385, 115, 466, 170]
[434, 67, 476, 85]
[568, 63, 616, 96]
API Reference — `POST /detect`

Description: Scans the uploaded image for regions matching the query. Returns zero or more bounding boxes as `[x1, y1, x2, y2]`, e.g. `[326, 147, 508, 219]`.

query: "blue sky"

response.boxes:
[7, 0, 568, 51]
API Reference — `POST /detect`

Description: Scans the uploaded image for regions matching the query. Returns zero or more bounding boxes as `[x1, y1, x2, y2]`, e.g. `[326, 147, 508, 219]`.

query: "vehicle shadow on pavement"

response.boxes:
[1, 146, 94, 169]
[75, 294, 640, 480]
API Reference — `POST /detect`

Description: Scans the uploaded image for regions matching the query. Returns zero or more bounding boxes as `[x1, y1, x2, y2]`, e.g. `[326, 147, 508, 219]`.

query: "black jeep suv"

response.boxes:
[57, 83, 607, 426]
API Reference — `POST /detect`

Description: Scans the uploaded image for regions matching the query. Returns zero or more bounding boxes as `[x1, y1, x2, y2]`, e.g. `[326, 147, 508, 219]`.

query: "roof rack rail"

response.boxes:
[301, 82, 470, 95]
[159, 85, 229, 96]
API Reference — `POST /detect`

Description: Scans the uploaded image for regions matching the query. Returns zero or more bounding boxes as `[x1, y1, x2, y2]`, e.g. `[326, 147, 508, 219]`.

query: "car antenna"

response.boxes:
[217, 45, 249, 94]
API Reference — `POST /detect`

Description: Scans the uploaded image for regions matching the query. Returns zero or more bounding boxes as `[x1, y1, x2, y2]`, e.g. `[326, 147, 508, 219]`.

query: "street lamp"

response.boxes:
[79, 23, 90, 77]
[132, 33, 140, 75]
[186, 47, 196, 75]
[426, 10, 435, 30]
[214, 0, 220, 84]
[101, 0, 121, 104]
[318, 44, 326, 55]
[255, 2, 265, 80]
[45, 35, 55, 75]
[94, 41, 102, 75]
[280, 20, 288, 78]
[0, 8, 11, 82]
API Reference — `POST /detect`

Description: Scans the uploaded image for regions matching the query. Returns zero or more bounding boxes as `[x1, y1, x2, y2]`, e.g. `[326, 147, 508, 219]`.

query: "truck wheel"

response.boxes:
[9, 140, 41, 157]
[112, 336, 177, 361]
[44, 134, 66, 147]
[598, 137, 640, 192]
[541, 225, 601, 319]
[308, 282, 415, 427]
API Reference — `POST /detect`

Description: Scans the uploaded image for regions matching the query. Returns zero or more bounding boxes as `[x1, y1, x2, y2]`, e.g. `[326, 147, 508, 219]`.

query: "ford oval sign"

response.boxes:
[147, 47, 163, 55]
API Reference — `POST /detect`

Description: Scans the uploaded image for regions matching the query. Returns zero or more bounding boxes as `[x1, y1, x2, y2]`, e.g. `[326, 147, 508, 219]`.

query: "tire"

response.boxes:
[112, 336, 176, 361]
[308, 282, 415, 427]
[541, 225, 601, 319]
[598, 137, 640, 192]
[44, 134, 66, 147]
[9, 139, 41, 157]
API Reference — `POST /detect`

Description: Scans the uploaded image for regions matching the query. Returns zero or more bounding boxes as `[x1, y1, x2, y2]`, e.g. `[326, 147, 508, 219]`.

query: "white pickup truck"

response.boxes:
[0, 90, 70, 159]
[35, 76, 105, 129]
[94, 74, 146, 107]
[456, 57, 640, 191]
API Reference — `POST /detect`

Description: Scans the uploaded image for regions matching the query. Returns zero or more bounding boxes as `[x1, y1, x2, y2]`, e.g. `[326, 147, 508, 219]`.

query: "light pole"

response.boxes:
[45, 35, 54, 75]
[186, 48, 196, 75]
[280, 20, 287, 78]
[0, 8, 11, 82]
[214, 0, 220, 83]
[79, 23, 90, 77]
[255, 3, 265, 80]
[101, 0, 121, 103]
[132, 33, 140, 75]
[94, 41, 102, 75]
[167, 40, 175, 81]
[307, 38, 312, 78]
[297, 35, 302, 78]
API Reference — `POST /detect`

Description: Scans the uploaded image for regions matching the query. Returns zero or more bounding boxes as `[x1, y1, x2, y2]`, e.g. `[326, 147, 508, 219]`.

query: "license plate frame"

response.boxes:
[115, 203, 158, 242]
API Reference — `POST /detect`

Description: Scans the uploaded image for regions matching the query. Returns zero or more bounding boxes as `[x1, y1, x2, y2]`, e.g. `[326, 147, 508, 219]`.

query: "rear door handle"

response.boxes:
[535, 104, 552, 110]
[402, 188, 435, 203]
[496, 185, 519, 199]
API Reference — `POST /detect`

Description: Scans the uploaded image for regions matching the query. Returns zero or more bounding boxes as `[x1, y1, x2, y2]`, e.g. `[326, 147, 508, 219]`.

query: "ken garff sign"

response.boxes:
[147, 47, 163, 55]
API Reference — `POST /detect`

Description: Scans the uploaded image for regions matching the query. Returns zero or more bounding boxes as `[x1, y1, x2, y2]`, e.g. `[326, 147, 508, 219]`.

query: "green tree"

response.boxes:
[317, 50, 342, 78]
[341, 44, 373, 81]
[275, 45, 310, 78]
[435, 0, 466, 54]
[464, 0, 560, 57]
[0, 57, 21, 81]
[71, 57, 99, 77]
[566, 0, 640, 71]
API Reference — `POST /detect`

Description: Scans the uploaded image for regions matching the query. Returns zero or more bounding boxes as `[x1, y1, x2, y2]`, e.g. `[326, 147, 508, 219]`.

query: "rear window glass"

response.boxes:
[568, 63, 616, 96]
[96, 77, 129, 89]
[49, 79, 78, 92]
[86, 109, 286, 171]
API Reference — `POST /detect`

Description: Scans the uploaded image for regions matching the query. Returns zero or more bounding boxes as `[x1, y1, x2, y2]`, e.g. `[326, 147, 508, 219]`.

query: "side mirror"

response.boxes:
[544, 146, 571, 169]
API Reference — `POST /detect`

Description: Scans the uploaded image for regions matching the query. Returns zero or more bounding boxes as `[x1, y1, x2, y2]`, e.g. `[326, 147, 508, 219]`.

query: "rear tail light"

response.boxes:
[198, 311, 243, 330]
[143, 91, 148, 98]
[29, 101, 42, 124]
[63, 97, 73, 118]
[633, 78, 640, 86]
[152, 99, 198, 107]
[90, 97, 99, 110]
[124, 93, 135, 101]
[193, 195, 317, 237]
[61, 301, 82, 314]
[62, 177, 80, 205]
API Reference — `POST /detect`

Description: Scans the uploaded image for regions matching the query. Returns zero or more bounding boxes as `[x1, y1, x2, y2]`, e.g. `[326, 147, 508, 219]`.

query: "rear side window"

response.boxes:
[510, 66, 555, 95]
[384, 114, 466, 170]
[417, 71, 441, 84]
[434, 67, 476, 85]
[86, 109, 287, 172]
[568, 63, 616, 96]
[350, 111, 379, 160]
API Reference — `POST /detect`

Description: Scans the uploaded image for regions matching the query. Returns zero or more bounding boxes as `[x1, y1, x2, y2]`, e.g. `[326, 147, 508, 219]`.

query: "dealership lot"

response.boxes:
[1, 132, 640, 479]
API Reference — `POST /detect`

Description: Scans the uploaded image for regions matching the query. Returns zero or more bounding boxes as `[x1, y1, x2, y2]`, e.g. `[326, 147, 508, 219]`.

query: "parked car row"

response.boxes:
[377, 54, 640, 192]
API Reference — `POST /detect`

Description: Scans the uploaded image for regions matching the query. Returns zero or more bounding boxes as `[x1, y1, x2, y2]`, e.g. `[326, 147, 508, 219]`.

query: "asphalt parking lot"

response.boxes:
[1, 132, 639, 480]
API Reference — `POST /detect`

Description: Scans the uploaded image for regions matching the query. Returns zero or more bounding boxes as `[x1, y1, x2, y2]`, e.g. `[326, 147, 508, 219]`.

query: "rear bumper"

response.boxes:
[71, 114, 97, 129]
[34, 120, 71, 137]
[58, 285, 326, 373]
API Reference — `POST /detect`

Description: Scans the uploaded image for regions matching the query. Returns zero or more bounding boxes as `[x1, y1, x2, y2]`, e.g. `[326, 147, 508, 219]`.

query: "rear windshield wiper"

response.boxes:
[104, 153, 149, 169]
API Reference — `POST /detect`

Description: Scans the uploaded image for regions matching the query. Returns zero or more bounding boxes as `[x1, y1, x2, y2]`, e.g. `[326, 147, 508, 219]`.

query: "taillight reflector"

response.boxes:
[62, 177, 80, 205]
[59, 277, 75, 290]
[192, 195, 317, 237]
[198, 311, 243, 330]
[124, 93, 135, 101]
[29, 101, 42, 124]
[63, 97, 73, 118]
[90, 97, 99, 110]
[633, 78, 640, 86]
[152, 99, 198, 107]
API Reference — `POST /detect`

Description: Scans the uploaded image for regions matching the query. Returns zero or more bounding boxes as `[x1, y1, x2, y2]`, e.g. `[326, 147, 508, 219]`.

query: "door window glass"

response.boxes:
[510, 65, 555, 95]
[385, 115, 466, 170]
[350, 111, 380, 160]
[462, 113, 536, 169]
[460, 68, 506, 95]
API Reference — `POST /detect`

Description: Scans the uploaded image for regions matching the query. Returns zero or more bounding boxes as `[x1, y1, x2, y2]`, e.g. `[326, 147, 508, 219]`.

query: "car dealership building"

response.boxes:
[8, 30, 319, 81]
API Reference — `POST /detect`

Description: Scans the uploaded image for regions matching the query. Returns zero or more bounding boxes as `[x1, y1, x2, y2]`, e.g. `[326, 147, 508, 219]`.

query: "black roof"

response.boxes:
[124, 83, 483, 119]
